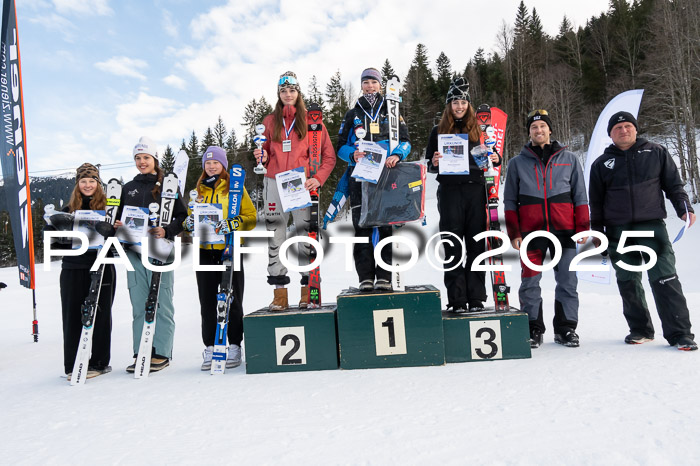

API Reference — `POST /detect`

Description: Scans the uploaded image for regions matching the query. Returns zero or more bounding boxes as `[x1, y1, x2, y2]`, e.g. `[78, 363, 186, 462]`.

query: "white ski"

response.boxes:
[386, 75, 404, 291]
[70, 178, 122, 386]
[134, 173, 179, 379]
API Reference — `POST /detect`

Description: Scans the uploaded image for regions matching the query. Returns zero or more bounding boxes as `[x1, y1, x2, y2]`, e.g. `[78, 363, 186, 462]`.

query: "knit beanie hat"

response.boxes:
[361, 67, 382, 83]
[278, 71, 301, 93]
[201, 146, 228, 171]
[607, 111, 638, 135]
[76, 163, 100, 183]
[445, 77, 470, 104]
[133, 136, 158, 160]
[527, 110, 552, 133]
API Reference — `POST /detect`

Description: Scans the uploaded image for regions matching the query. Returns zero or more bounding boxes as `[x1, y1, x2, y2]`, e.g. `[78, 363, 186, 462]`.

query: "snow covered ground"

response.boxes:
[1, 175, 699, 465]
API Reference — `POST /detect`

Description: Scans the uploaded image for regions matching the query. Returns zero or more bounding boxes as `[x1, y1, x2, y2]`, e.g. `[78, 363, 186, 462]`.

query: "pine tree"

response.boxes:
[161, 145, 175, 172]
[242, 97, 273, 150]
[185, 130, 200, 192]
[434, 51, 453, 104]
[325, 70, 348, 138]
[381, 59, 395, 90]
[226, 128, 239, 162]
[306, 75, 325, 111]
[529, 8, 544, 42]
[200, 126, 216, 153]
[514, 1, 530, 37]
[213, 116, 227, 148]
[257, 97, 272, 125]
[558, 15, 572, 37]
[402, 43, 437, 158]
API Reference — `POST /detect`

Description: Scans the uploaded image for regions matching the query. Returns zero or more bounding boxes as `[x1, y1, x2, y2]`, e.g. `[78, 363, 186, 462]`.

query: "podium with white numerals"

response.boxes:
[336, 285, 445, 370]
[242, 305, 338, 374]
[442, 308, 531, 363]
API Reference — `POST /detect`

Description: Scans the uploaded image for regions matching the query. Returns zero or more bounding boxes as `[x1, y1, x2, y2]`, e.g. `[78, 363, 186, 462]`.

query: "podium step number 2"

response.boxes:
[243, 306, 338, 374]
[275, 327, 307, 365]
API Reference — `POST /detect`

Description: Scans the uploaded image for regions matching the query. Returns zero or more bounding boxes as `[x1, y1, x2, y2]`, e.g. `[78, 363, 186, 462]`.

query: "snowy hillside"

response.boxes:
[1, 174, 698, 465]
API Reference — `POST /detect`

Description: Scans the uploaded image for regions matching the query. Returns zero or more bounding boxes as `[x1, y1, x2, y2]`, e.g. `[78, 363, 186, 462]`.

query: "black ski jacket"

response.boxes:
[589, 138, 693, 232]
[424, 121, 501, 185]
[117, 173, 186, 240]
[58, 197, 100, 270]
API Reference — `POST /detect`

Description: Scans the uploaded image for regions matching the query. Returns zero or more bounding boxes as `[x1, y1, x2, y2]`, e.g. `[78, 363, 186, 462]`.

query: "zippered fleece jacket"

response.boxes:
[504, 141, 589, 240]
[589, 138, 693, 232]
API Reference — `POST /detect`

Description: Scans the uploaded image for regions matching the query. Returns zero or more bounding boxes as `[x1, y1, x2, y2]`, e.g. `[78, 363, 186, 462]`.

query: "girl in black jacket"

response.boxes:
[115, 136, 186, 372]
[425, 77, 500, 312]
[59, 163, 115, 378]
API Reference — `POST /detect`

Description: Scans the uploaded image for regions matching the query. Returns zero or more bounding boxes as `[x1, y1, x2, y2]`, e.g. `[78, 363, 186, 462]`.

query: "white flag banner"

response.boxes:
[173, 149, 189, 196]
[583, 89, 644, 188]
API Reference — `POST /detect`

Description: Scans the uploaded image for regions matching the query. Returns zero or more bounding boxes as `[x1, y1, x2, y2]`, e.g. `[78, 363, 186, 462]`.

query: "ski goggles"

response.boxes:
[527, 109, 549, 117]
[278, 76, 298, 86]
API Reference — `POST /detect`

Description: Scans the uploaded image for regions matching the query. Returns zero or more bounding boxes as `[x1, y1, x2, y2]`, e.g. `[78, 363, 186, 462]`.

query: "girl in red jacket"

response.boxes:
[253, 71, 336, 310]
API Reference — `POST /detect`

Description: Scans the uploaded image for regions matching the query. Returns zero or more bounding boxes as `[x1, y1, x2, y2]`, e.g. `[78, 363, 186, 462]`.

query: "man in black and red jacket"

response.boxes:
[504, 110, 590, 349]
[589, 111, 697, 351]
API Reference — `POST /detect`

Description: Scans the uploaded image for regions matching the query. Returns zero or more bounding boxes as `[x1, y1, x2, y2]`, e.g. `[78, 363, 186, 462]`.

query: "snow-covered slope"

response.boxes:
[1, 174, 698, 465]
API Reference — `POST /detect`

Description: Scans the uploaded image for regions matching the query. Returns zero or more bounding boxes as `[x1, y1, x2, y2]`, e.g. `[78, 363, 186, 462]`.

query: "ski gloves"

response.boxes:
[214, 216, 243, 235]
[182, 215, 243, 235]
[183, 215, 195, 232]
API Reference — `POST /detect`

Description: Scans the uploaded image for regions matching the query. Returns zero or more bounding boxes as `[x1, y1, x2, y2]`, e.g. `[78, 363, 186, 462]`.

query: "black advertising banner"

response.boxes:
[1, 0, 35, 289]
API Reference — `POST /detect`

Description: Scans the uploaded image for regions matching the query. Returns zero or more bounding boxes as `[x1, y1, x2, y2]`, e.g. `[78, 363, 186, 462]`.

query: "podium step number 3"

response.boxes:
[469, 320, 503, 360]
[442, 310, 531, 363]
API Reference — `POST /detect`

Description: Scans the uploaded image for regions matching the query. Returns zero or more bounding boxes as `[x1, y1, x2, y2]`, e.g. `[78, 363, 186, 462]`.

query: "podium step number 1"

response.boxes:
[373, 309, 407, 356]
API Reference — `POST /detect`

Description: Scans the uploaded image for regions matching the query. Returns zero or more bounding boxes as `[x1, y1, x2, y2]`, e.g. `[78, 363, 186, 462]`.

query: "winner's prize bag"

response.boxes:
[359, 162, 426, 227]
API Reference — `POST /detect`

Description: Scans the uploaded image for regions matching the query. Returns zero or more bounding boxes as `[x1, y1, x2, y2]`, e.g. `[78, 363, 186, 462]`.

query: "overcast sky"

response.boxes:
[15, 0, 611, 182]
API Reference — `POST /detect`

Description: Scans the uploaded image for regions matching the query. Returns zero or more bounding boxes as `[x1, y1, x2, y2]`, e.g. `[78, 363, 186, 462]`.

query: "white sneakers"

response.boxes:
[201, 346, 214, 371]
[201, 344, 242, 371]
[226, 344, 242, 369]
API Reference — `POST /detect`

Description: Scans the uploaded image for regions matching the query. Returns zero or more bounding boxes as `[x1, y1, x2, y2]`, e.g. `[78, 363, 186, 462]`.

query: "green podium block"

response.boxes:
[336, 285, 445, 370]
[442, 307, 531, 362]
[243, 305, 339, 374]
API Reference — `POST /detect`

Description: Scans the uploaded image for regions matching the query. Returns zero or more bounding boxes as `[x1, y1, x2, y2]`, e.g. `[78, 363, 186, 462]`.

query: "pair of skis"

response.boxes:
[70, 178, 122, 385]
[386, 75, 403, 292]
[306, 103, 323, 308]
[210, 165, 246, 374]
[476, 105, 511, 312]
[134, 173, 179, 378]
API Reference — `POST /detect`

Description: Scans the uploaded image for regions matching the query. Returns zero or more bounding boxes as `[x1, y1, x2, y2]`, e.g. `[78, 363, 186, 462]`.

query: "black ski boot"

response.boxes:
[554, 331, 580, 348]
[529, 328, 543, 349]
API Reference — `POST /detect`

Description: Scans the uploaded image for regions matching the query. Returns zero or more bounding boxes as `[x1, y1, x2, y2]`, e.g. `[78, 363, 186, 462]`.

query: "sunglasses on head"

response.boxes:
[278, 76, 298, 86]
[528, 109, 549, 118]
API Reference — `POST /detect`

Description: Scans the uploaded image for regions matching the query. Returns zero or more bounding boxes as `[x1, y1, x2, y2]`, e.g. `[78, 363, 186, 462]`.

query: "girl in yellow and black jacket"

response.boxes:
[185, 146, 256, 370]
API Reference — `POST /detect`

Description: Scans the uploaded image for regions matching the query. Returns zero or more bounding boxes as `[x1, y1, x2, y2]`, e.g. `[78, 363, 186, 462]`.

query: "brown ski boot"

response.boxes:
[299, 286, 309, 309]
[269, 287, 288, 311]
